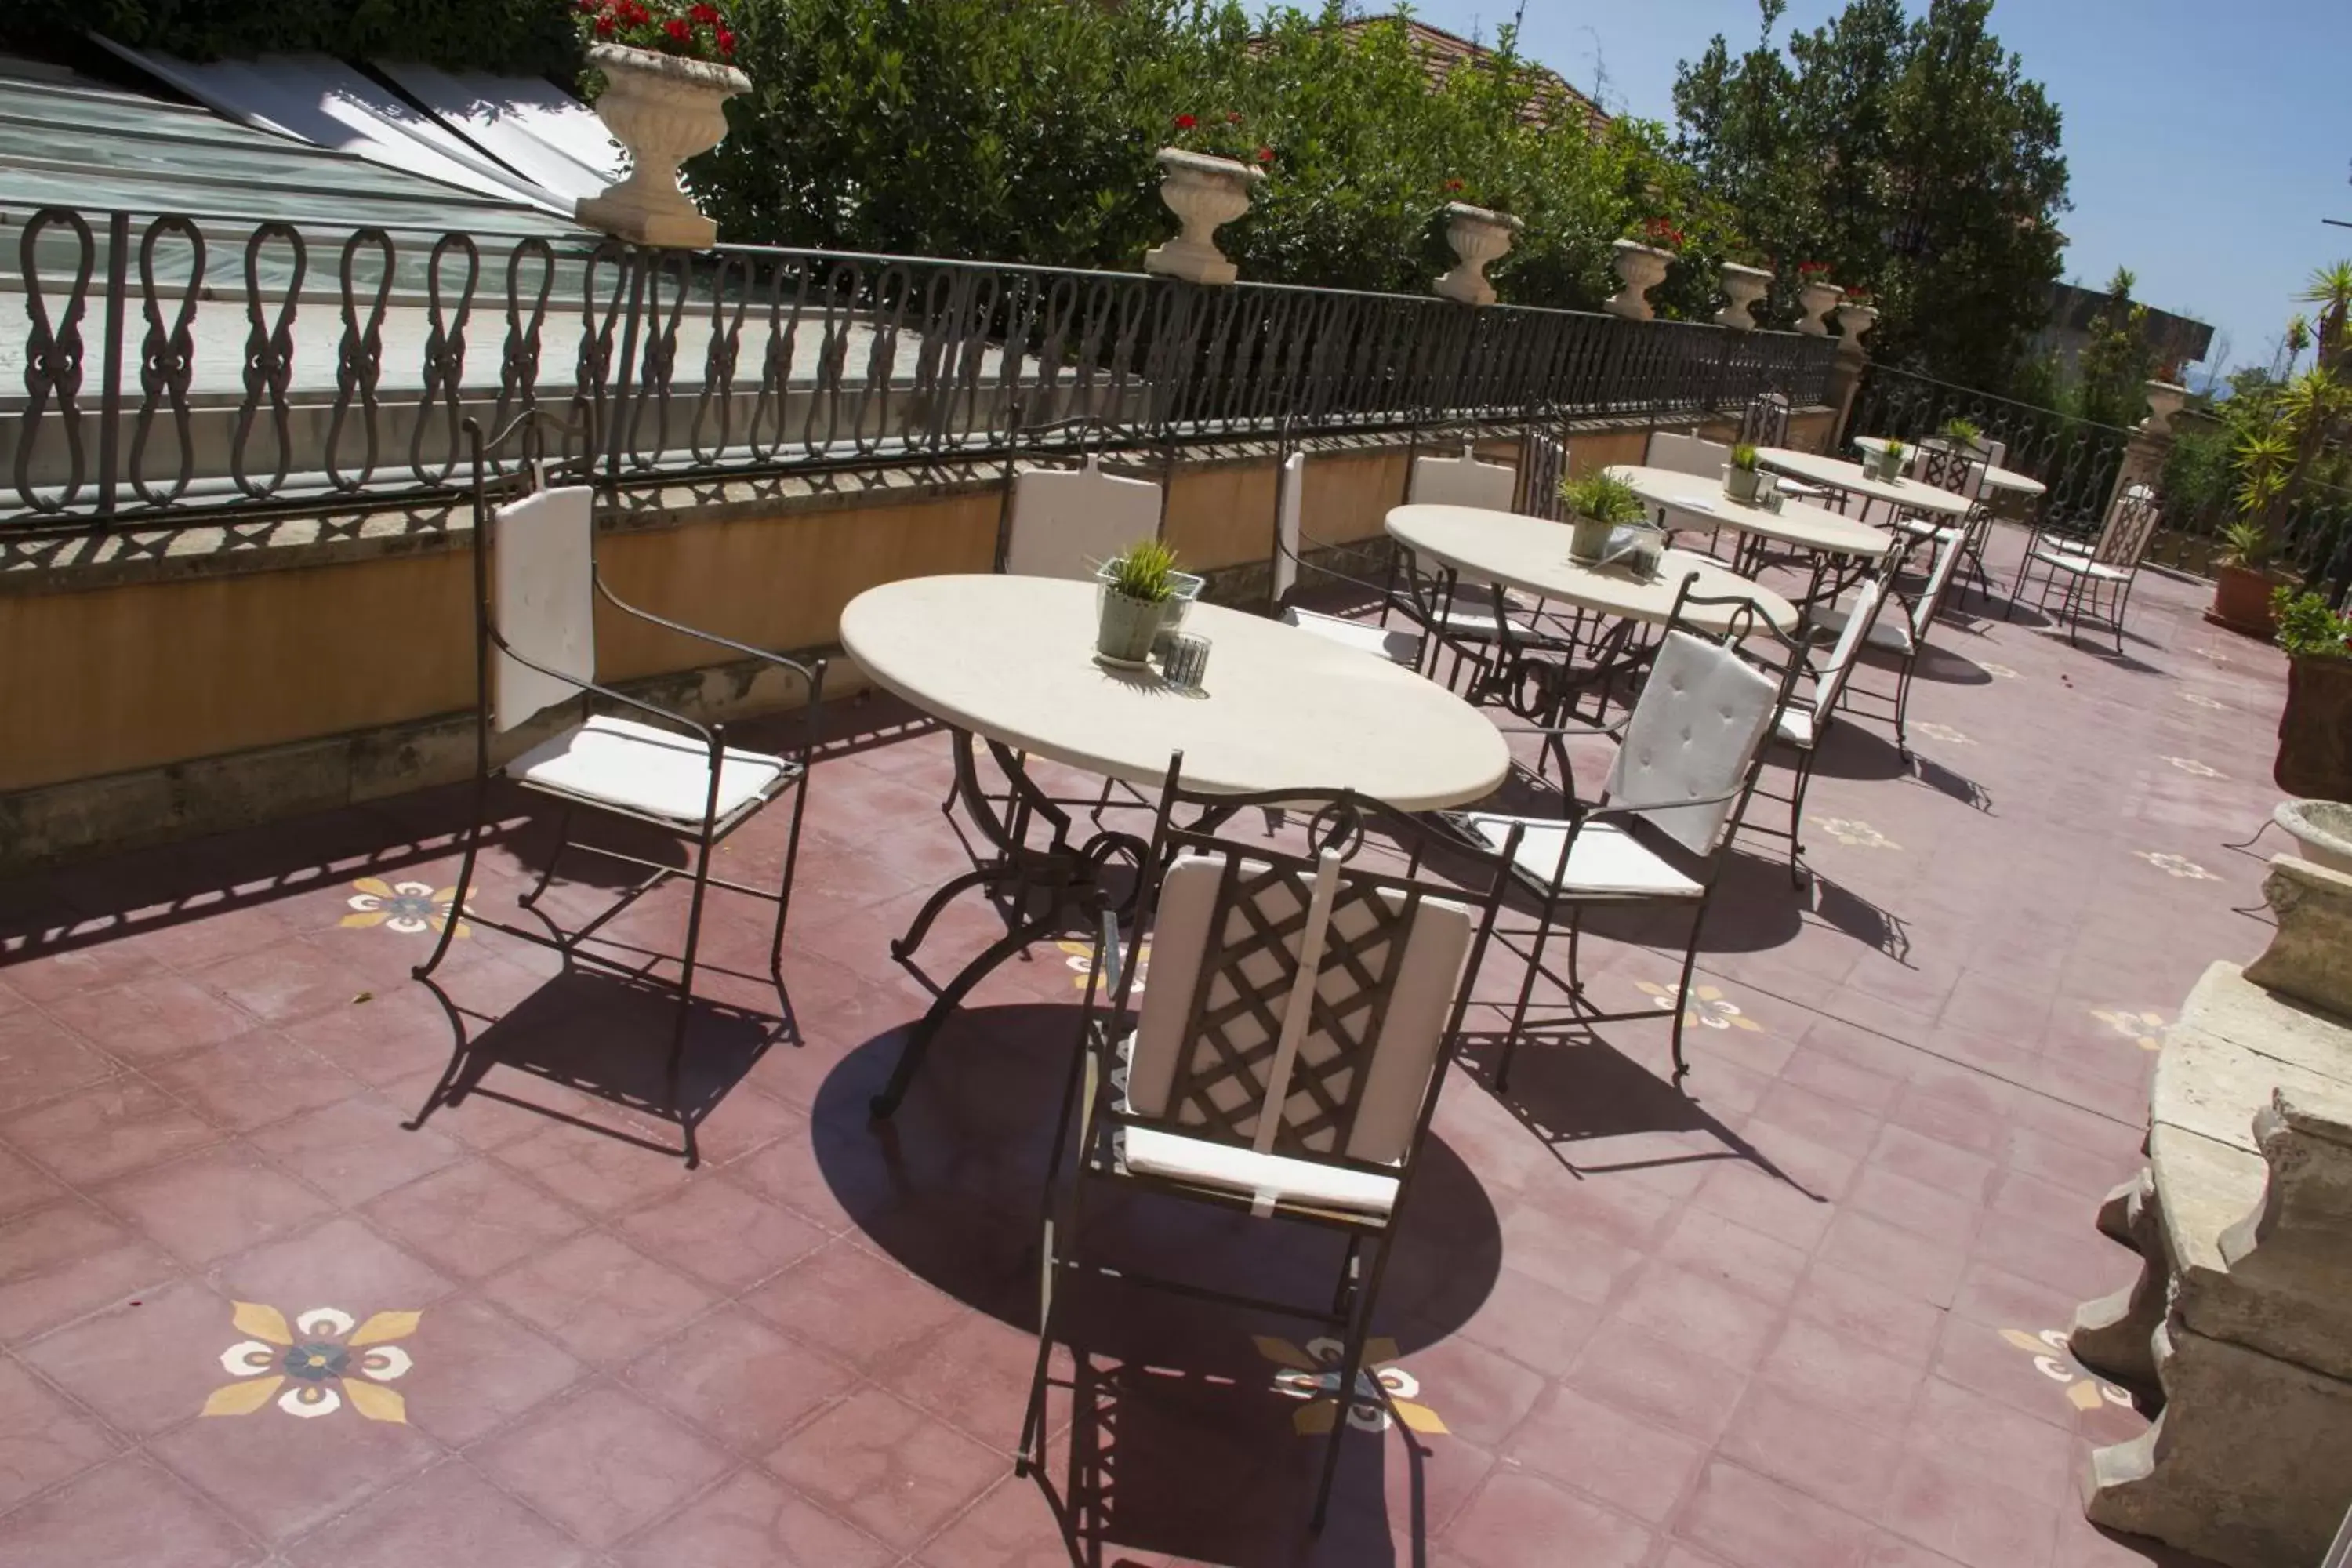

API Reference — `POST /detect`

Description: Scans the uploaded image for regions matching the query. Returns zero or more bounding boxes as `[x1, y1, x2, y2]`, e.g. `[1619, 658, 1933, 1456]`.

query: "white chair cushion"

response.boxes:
[1645, 430, 1730, 480]
[1435, 605, 1537, 639]
[1281, 607, 1421, 666]
[2032, 546, 2129, 583]
[1775, 706, 1819, 749]
[1125, 853, 1474, 1166]
[1409, 447, 1516, 511]
[1006, 458, 1163, 580]
[1811, 601, 1913, 655]
[509, 713, 788, 824]
[1116, 1121, 1398, 1216]
[1602, 630, 1780, 855]
[1898, 517, 1962, 545]
[492, 485, 596, 733]
[1459, 814, 1703, 899]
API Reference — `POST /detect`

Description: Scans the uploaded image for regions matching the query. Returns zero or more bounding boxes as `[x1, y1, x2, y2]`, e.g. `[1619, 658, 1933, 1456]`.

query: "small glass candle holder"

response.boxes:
[1162, 631, 1212, 690]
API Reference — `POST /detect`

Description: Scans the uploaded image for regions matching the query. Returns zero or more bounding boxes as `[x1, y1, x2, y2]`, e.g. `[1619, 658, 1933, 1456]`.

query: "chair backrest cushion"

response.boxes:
[1005, 455, 1163, 579]
[492, 484, 596, 733]
[1603, 630, 1781, 855]
[1410, 441, 1515, 511]
[1911, 527, 1968, 637]
[1519, 433, 1568, 521]
[1126, 851, 1474, 1167]
[1817, 575, 1890, 713]
[1272, 451, 1305, 603]
[1644, 430, 1730, 481]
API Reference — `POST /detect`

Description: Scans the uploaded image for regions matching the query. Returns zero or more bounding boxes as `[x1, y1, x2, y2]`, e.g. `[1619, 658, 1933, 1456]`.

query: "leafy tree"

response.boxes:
[1672, 0, 2070, 383]
[2071, 267, 2162, 430]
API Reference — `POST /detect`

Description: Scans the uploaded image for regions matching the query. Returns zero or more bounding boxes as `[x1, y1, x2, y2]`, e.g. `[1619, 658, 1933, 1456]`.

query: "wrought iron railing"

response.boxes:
[1839, 362, 2135, 539]
[3, 205, 1841, 532]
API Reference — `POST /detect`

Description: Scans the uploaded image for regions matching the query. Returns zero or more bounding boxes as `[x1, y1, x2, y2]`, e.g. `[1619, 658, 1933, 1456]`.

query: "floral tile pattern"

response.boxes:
[1637, 980, 1762, 1032]
[1980, 662, 2020, 680]
[2091, 1007, 2168, 1051]
[206, 1302, 419, 1422]
[2181, 691, 2227, 710]
[1057, 937, 1149, 996]
[2161, 756, 2226, 779]
[341, 879, 466, 938]
[1999, 1328, 2133, 1413]
[1809, 817, 1900, 850]
[2134, 850, 2220, 881]
[1257, 1334, 1444, 1436]
[1912, 721, 1973, 746]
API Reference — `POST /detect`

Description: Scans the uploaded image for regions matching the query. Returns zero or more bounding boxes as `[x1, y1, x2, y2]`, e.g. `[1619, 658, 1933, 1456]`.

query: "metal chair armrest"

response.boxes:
[593, 573, 825, 688]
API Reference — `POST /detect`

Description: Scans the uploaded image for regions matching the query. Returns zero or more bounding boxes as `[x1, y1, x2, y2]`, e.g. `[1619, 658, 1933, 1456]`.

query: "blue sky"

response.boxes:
[1399, 0, 2352, 383]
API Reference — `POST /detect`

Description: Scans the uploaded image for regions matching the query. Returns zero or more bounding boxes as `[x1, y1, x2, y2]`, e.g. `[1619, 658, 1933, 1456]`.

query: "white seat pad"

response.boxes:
[1117, 1123, 1399, 1216]
[2032, 546, 2129, 582]
[509, 713, 789, 824]
[1776, 705, 1819, 748]
[1461, 813, 1702, 898]
[1281, 607, 1422, 666]
[1812, 603, 1914, 655]
[1899, 517, 1962, 545]
[1435, 605, 1537, 639]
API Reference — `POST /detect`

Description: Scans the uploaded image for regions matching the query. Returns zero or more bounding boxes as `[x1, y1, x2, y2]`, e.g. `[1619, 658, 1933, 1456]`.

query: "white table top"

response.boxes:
[840, 575, 1510, 811]
[1610, 464, 1894, 559]
[1852, 435, 2046, 498]
[1385, 504, 1798, 636]
[1755, 446, 1976, 518]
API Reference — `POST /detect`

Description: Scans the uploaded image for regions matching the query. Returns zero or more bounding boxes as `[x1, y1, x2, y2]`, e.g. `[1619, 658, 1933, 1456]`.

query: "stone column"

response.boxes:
[2101, 379, 2188, 528]
[1824, 303, 1875, 452]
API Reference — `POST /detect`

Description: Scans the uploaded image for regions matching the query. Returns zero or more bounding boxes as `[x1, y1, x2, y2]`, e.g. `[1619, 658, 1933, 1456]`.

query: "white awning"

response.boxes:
[374, 60, 623, 207]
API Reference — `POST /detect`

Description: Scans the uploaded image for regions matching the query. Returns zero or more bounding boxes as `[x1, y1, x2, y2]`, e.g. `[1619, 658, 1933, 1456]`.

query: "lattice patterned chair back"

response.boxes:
[1912, 441, 1985, 503]
[1119, 848, 1479, 1196]
[1739, 393, 1791, 449]
[1645, 430, 1730, 480]
[1519, 432, 1569, 521]
[1408, 438, 1516, 511]
[2094, 484, 2161, 571]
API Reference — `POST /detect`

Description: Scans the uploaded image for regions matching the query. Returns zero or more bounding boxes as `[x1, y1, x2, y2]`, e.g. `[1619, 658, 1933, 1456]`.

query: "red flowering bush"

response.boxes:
[1796, 260, 1834, 279]
[577, 0, 736, 62]
[1632, 216, 1686, 252]
[1163, 110, 1273, 167]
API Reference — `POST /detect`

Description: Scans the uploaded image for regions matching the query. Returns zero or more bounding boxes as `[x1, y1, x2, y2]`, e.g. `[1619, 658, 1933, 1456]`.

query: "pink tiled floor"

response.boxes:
[0, 528, 2275, 1567]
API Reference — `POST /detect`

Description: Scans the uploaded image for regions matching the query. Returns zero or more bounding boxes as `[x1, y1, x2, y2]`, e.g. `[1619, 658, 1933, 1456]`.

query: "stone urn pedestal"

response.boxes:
[1433, 201, 1524, 307]
[1835, 300, 1879, 352]
[1797, 279, 1843, 336]
[575, 45, 750, 249]
[1604, 240, 1674, 322]
[1714, 262, 1773, 329]
[1143, 149, 1265, 285]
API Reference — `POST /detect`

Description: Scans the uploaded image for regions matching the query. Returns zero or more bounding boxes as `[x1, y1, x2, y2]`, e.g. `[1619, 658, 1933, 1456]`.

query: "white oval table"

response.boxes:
[1755, 445, 1976, 518]
[1385, 503, 1798, 634]
[1853, 435, 2046, 499]
[842, 573, 1509, 1115]
[1609, 463, 1894, 560]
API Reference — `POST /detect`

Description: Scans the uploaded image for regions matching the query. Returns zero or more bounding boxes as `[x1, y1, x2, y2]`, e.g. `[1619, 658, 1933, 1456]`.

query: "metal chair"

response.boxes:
[1739, 392, 1792, 449]
[1812, 527, 1965, 757]
[1751, 546, 1904, 880]
[1018, 756, 1519, 1530]
[412, 410, 826, 1167]
[1272, 448, 1423, 666]
[1519, 429, 1570, 519]
[2009, 484, 2161, 653]
[1448, 589, 1803, 1085]
[1899, 438, 1998, 606]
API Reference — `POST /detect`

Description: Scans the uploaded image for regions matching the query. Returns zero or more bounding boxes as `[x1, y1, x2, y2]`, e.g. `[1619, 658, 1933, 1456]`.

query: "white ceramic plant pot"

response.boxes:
[1097, 589, 1166, 663]
[1714, 263, 1774, 330]
[2275, 800, 2352, 876]
[1722, 466, 1764, 504]
[1433, 201, 1525, 307]
[1798, 280, 1842, 336]
[1835, 302, 1879, 353]
[1606, 241, 1675, 322]
[576, 45, 750, 249]
[1143, 148, 1265, 285]
[2143, 379, 2190, 437]
[1567, 515, 1614, 564]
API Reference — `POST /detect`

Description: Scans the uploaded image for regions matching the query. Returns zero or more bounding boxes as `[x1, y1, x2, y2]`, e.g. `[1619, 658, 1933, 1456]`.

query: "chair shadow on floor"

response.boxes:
[408, 962, 782, 1160]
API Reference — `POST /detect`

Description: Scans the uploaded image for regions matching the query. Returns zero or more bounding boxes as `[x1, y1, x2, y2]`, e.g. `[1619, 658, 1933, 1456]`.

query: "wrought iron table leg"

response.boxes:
[870, 909, 1065, 1120]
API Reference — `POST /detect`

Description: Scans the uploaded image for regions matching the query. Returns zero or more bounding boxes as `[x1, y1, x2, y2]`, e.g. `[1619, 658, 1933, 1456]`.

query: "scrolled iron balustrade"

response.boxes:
[2, 205, 1840, 532]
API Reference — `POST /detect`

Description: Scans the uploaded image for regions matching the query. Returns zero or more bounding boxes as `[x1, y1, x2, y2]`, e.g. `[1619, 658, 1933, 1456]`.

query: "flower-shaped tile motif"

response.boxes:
[1636, 981, 1761, 1032]
[1980, 662, 2020, 680]
[2161, 756, 2225, 779]
[2133, 850, 2218, 881]
[1912, 721, 1973, 746]
[1809, 817, 1900, 850]
[1057, 937, 1149, 997]
[342, 879, 466, 938]
[2180, 692, 2227, 710]
[1999, 1327, 2132, 1413]
[2090, 1007, 2167, 1052]
[205, 1302, 419, 1422]
[1258, 1335, 1443, 1436]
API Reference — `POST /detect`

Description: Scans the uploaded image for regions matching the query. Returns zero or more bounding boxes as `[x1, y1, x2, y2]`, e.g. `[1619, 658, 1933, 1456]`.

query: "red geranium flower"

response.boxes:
[688, 2, 720, 20]
[575, 0, 598, 12]
[1227, 110, 1243, 123]
[665, 16, 690, 41]
[717, 26, 735, 53]
[1173, 113, 1196, 130]
[593, 13, 615, 33]
[1256, 145, 1275, 164]
[1445, 178, 1465, 193]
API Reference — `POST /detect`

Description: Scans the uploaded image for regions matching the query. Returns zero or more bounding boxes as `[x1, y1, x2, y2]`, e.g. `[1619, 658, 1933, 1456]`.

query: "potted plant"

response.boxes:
[1724, 443, 1766, 504]
[574, 1, 750, 249]
[1560, 470, 1648, 564]
[1795, 262, 1842, 336]
[1936, 416, 1987, 452]
[1433, 181, 1525, 307]
[1144, 111, 1272, 285]
[2270, 587, 2352, 802]
[1097, 541, 1183, 663]
[1606, 218, 1682, 322]
[2208, 519, 2291, 636]
[1873, 438, 1909, 483]
[1715, 258, 1774, 330]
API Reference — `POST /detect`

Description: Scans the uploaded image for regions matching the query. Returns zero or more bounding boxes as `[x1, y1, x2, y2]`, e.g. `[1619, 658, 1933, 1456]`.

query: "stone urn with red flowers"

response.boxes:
[575, 0, 748, 249]
[1145, 112, 1271, 285]
[1795, 261, 1843, 336]
[1606, 218, 1682, 322]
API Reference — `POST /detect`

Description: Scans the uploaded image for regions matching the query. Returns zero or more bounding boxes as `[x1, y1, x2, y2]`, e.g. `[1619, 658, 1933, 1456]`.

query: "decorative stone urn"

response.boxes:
[1797, 278, 1842, 336]
[1835, 300, 1879, 353]
[1143, 148, 1266, 285]
[576, 45, 750, 250]
[1433, 202, 1525, 307]
[1713, 262, 1773, 329]
[1604, 240, 1674, 322]
[2143, 379, 2190, 437]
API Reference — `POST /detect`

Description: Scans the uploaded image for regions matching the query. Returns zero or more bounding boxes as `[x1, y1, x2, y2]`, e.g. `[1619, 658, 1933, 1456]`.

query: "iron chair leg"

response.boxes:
[1665, 914, 1707, 1083]
[667, 822, 720, 1168]
[1786, 743, 1819, 887]
[1309, 1233, 1385, 1531]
